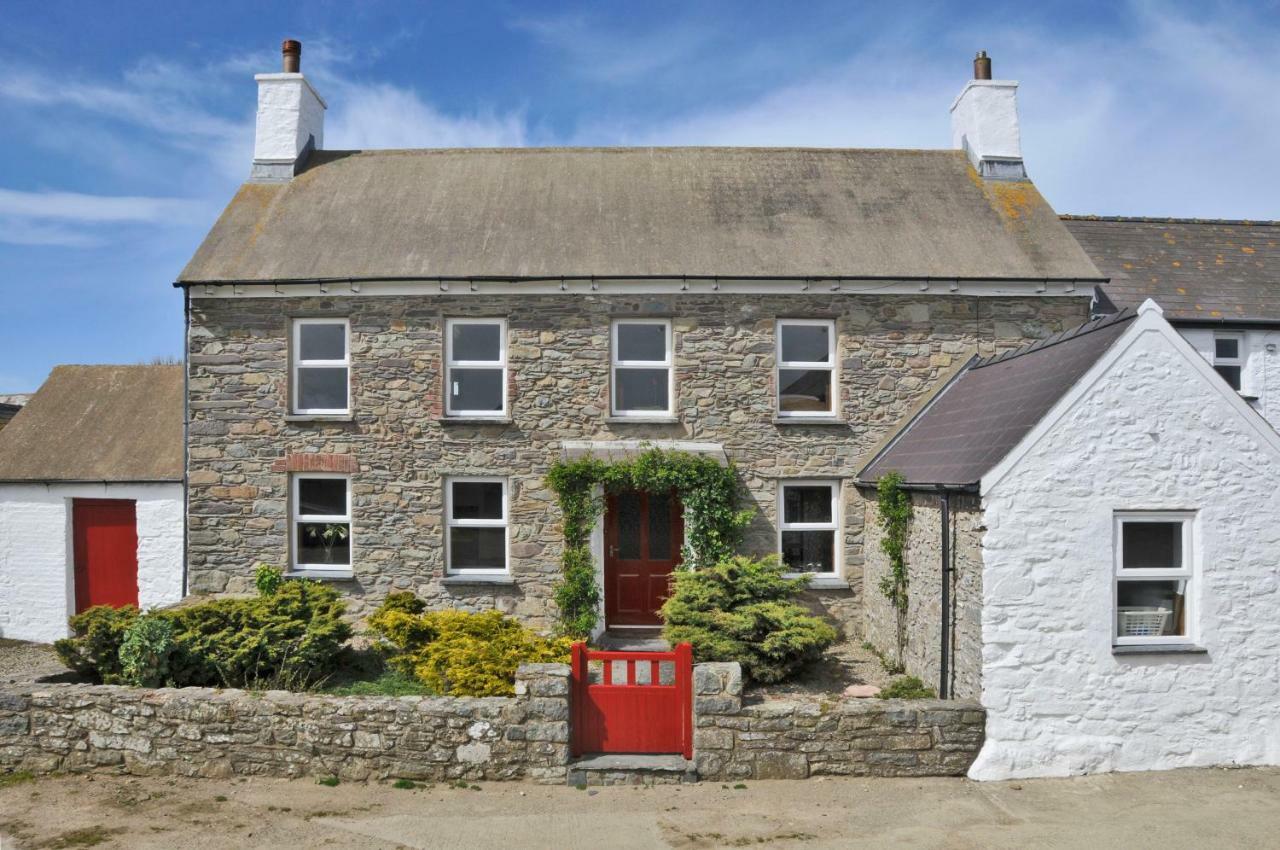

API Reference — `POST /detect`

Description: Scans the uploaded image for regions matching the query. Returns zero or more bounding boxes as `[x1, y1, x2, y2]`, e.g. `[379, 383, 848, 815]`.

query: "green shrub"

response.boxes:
[368, 602, 572, 696]
[55, 605, 140, 683]
[660, 555, 837, 684]
[878, 676, 936, 700]
[119, 615, 175, 687]
[254, 563, 283, 597]
[54, 580, 351, 689]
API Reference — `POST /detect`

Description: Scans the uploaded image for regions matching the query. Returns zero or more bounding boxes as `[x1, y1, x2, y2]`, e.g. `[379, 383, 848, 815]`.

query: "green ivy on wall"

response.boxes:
[546, 448, 753, 638]
[875, 471, 913, 667]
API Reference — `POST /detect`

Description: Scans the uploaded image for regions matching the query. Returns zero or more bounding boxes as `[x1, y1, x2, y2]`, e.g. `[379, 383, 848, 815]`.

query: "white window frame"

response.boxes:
[610, 319, 674, 418]
[1113, 511, 1196, 647]
[444, 318, 508, 418]
[291, 318, 351, 415]
[445, 476, 510, 575]
[1212, 332, 1245, 393]
[775, 319, 838, 418]
[777, 479, 842, 579]
[290, 472, 352, 572]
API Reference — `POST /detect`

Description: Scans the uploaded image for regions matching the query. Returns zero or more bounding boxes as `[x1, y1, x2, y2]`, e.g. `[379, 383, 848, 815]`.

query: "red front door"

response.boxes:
[604, 490, 683, 627]
[72, 499, 139, 613]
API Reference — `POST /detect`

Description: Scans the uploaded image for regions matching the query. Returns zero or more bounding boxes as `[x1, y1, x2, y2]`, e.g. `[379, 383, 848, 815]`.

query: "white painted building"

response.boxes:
[0, 366, 185, 643]
[861, 301, 1280, 779]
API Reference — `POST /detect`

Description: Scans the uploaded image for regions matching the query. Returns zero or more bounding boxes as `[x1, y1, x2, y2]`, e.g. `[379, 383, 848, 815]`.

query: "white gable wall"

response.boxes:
[0, 482, 183, 644]
[1179, 326, 1280, 426]
[970, 315, 1280, 779]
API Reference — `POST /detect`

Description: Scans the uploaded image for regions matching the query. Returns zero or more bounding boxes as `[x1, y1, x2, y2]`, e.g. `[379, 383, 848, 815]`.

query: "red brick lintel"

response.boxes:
[271, 453, 359, 474]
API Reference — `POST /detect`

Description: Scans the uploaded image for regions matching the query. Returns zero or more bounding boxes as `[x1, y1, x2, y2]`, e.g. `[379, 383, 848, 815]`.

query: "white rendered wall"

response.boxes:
[0, 482, 183, 643]
[1179, 327, 1280, 426]
[971, 325, 1280, 779]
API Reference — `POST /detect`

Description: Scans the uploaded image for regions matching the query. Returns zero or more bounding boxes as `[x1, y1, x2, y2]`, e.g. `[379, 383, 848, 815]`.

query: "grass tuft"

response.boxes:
[316, 776, 340, 787]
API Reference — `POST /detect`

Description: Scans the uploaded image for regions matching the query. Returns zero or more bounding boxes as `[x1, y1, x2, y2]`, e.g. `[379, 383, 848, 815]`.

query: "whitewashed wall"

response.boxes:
[1180, 327, 1280, 426]
[0, 482, 183, 643]
[971, 316, 1280, 779]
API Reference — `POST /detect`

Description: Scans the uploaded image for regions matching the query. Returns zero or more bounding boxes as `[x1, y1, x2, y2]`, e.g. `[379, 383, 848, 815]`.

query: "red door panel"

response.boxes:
[73, 499, 139, 612]
[604, 491, 683, 627]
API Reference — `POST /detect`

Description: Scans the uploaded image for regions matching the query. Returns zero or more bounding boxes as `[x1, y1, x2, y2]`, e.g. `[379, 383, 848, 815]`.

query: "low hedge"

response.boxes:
[54, 577, 351, 689]
[368, 594, 572, 696]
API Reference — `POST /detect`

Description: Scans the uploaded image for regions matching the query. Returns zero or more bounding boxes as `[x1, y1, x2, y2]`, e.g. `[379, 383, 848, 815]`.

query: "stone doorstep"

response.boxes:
[596, 630, 671, 652]
[566, 753, 698, 786]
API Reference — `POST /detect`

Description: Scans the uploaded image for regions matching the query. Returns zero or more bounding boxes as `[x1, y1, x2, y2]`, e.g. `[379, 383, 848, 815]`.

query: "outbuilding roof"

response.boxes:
[1063, 216, 1280, 323]
[179, 147, 1102, 283]
[0, 365, 184, 483]
[859, 309, 1136, 487]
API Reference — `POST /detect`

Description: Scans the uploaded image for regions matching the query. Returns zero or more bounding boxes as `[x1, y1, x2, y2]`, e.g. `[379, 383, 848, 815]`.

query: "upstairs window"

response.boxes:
[446, 477, 509, 574]
[777, 319, 836, 417]
[778, 480, 840, 576]
[292, 474, 351, 571]
[292, 318, 350, 414]
[611, 319, 673, 417]
[1213, 334, 1243, 391]
[446, 319, 507, 417]
[1114, 513, 1195, 646]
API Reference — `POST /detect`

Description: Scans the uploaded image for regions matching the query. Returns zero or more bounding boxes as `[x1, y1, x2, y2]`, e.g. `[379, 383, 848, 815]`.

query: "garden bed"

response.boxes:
[744, 637, 895, 703]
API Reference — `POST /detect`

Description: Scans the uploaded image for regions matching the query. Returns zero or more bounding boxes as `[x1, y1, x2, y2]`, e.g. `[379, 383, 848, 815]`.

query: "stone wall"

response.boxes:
[692, 662, 983, 779]
[0, 664, 570, 784]
[861, 491, 984, 699]
[187, 292, 1089, 631]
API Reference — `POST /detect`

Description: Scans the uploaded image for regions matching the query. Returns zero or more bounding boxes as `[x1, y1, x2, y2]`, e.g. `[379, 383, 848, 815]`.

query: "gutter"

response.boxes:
[172, 273, 1109, 289]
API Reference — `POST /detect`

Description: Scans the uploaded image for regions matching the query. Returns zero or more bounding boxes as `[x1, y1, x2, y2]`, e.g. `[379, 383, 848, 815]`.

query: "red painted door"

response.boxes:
[72, 499, 139, 612]
[604, 490, 683, 627]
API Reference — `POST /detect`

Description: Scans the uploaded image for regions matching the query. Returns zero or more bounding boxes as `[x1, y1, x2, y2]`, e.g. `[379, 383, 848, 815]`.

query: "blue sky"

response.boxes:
[2, 0, 1279, 391]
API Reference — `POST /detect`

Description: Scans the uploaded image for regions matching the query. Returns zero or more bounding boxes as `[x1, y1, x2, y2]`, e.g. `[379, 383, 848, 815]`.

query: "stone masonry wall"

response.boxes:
[187, 293, 1089, 631]
[0, 664, 571, 784]
[862, 492, 984, 699]
[692, 662, 984, 779]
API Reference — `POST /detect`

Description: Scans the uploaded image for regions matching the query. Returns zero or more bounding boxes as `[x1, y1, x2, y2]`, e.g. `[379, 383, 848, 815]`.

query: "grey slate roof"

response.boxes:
[1063, 216, 1280, 322]
[859, 310, 1136, 487]
[0, 365, 183, 482]
[179, 147, 1102, 283]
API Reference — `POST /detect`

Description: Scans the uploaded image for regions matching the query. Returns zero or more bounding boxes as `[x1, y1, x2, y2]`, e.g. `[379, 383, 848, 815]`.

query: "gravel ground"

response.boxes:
[0, 639, 75, 687]
[2, 768, 1278, 849]
[747, 637, 896, 702]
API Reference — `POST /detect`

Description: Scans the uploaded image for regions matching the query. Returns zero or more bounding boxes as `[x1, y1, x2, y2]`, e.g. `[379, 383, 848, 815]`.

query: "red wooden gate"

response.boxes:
[570, 642, 692, 758]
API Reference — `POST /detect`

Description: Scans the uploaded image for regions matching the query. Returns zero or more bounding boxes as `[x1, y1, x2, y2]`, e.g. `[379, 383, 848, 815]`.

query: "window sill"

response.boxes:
[605, 416, 681, 424]
[285, 569, 355, 581]
[442, 574, 517, 587]
[772, 416, 847, 426]
[787, 574, 847, 589]
[438, 416, 513, 425]
[285, 414, 355, 423]
[1112, 644, 1207, 656]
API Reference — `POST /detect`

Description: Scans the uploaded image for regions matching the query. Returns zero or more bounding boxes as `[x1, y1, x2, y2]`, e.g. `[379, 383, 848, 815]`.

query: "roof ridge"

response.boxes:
[1061, 214, 1280, 227]
[972, 308, 1136, 369]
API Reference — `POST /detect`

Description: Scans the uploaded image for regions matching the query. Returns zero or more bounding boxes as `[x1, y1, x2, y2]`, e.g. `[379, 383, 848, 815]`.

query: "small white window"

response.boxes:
[776, 319, 836, 417]
[445, 319, 507, 417]
[1114, 513, 1195, 646]
[1213, 333, 1243, 392]
[291, 474, 351, 571]
[611, 319, 673, 417]
[778, 480, 840, 576]
[292, 318, 350, 414]
[446, 477, 509, 574]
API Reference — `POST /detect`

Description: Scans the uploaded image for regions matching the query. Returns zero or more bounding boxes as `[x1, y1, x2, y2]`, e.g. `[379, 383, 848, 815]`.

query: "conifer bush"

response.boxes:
[660, 555, 838, 684]
[368, 595, 572, 696]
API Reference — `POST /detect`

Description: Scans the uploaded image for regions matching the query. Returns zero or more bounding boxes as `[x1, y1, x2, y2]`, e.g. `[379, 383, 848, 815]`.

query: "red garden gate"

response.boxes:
[570, 642, 693, 758]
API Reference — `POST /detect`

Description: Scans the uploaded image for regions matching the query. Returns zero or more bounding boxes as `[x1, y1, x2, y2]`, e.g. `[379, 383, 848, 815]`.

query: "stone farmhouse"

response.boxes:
[176, 44, 1101, 643]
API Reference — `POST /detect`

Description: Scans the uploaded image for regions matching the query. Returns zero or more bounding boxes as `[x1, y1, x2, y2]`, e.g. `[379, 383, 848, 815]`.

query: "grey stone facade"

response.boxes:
[0, 664, 570, 783]
[861, 492, 984, 699]
[692, 662, 984, 778]
[187, 292, 1088, 630]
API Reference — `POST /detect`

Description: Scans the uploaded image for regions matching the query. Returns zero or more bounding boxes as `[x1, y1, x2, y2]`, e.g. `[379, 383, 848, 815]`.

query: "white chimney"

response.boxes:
[950, 51, 1025, 180]
[251, 40, 326, 181]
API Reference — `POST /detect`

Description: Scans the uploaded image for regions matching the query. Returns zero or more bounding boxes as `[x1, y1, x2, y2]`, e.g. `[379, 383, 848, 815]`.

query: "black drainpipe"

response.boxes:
[181, 287, 191, 598]
[939, 489, 951, 700]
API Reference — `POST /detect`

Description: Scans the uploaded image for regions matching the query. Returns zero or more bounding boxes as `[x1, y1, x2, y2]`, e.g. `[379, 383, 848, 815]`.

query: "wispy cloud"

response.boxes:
[325, 82, 528, 149]
[0, 188, 202, 223]
[509, 13, 714, 84]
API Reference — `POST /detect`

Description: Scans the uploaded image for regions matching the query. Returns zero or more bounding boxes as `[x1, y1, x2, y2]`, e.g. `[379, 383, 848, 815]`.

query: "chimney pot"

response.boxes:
[282, 39, 302, 73]
[974, 50, 992, 80]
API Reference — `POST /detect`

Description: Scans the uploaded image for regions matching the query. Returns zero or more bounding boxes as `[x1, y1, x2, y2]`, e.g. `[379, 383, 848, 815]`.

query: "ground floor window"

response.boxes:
[778, 480, 840, 576]
[1114, 512, 1195, 645]
[446, 477, 508, 574]
[292, 474, 351, 570]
